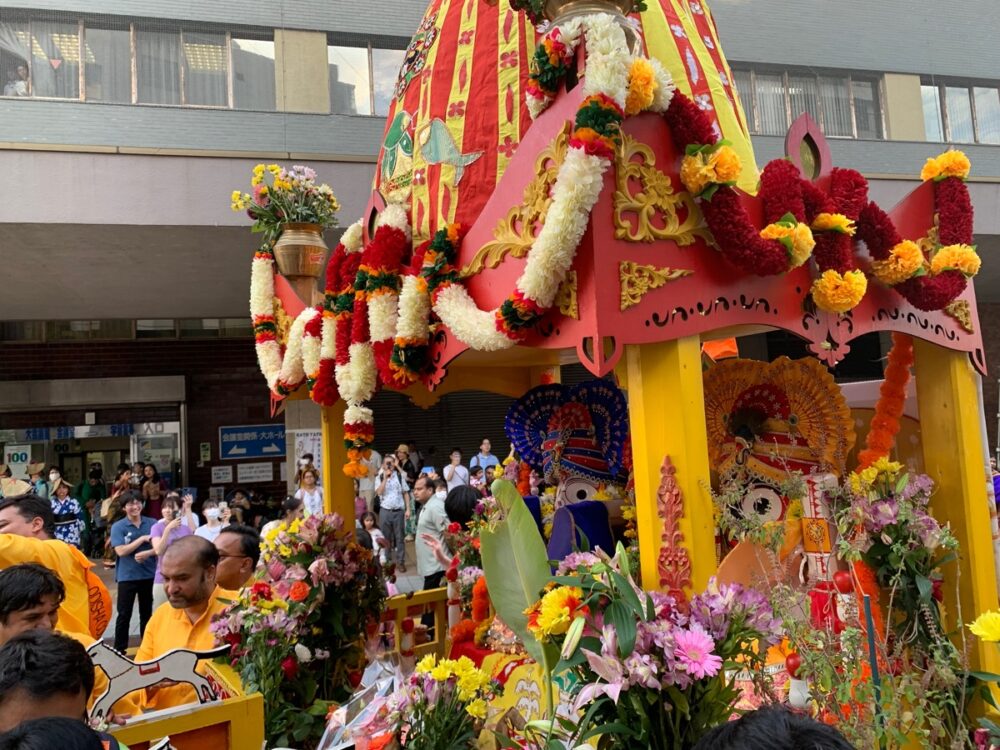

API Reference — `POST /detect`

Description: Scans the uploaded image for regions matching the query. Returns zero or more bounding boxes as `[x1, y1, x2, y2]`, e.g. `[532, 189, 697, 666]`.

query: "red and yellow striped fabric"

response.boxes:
[373, 0, 758, 243]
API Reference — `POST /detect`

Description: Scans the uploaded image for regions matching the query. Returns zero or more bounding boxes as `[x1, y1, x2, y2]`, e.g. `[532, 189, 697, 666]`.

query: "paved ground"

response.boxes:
[94, 538, 426, 647]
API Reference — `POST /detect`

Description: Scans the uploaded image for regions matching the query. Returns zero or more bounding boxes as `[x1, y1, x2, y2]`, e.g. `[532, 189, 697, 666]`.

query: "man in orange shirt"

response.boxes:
[0, 494, 111, 638]
[133, 535, 234, 712]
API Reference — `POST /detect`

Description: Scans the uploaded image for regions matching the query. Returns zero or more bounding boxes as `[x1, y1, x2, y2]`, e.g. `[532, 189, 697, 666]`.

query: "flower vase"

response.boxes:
[273, 222, 328, 305]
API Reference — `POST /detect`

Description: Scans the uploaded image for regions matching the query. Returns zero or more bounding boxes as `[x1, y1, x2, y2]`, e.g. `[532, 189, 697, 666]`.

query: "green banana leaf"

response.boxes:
[480, 479, 559, 675]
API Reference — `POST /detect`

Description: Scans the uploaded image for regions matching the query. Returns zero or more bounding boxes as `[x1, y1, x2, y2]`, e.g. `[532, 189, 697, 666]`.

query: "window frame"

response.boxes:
[922, 79, 1000, 145]
[734, 65, 886, 141]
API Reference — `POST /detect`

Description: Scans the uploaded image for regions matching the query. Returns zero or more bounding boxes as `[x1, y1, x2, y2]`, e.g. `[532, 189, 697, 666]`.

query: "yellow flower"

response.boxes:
[680, 154, 711, 196]
[267, 163, 281, 175]
[920, 150, 971, 182]
[970, 611, 1000, 642]
[811, 213, 856, 236]
[760, 221, 814, 268]
[231, 190, 242, 202]
[430, 663, 453, 682]
[278, 544, 293, 557]
[466, 698, 488, 720]
[871, 457, 903, 479]
[416, 654, 437, 673]
[930, 244, 981, 277]
[871, 240, 924, 285]
[533, 586, 585, 639]
[625, 58, 657, 116]
[811, 269, 868, 313]
[708, 145, 742, 184]
[274, 178, 292, 191]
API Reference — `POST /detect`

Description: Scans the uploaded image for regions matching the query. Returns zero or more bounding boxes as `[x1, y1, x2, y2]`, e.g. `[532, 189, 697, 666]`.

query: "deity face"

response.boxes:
[554, 475, 600, 509]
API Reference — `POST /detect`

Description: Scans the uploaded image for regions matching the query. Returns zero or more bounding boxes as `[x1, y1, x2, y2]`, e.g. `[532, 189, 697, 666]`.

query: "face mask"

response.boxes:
[49, 472, 59, 482]
[205, 508, 220, 520]
[434, 490, 447, 500]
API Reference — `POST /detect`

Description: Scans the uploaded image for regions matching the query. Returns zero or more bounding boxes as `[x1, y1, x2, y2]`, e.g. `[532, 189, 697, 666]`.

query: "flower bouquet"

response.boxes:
[231, 163, 341, 241]
[512, 548, 783, 749]
[211, 514, 385, 748]
[366, 655, 499, 749]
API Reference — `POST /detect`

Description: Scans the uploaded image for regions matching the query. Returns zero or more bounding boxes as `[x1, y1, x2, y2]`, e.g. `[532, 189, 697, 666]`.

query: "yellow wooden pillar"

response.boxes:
[626, 337, 715, 592]
[320, 400, 357, 527]
[913, 339, 1000, 673]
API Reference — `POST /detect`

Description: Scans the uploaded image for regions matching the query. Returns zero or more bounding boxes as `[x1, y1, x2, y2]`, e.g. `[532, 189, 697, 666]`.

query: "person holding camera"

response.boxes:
[375, 455, 411, 573]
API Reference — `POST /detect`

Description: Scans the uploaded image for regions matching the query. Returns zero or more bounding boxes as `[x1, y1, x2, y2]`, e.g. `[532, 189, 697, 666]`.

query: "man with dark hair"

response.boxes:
[0, 630, 94, 732]
[0, 563, 132, 716]
[110, 491, 156, 652]
[133, 535, 231, 711]
[0, 563, 64, 643]
[691, 705, 856, 750]
[213, 524, 260, 591]
[0, 495, 110, 638]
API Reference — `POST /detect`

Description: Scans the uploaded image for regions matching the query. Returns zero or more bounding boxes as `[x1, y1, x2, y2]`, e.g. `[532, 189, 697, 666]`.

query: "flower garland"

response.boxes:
[856, 150, 977, 311]
[433, 14, 674, 350]
[856, 332, 914, 471]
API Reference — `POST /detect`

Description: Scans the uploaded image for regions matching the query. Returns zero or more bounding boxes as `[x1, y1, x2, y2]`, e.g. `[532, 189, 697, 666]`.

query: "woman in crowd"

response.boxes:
[294, 465, 324, 517]
[140, 465, 166, 519]
[261, 495, 304, 537]
[48, 478, 84, 550]
[150, 494, 193, 608]
[194, 499, 229, 542]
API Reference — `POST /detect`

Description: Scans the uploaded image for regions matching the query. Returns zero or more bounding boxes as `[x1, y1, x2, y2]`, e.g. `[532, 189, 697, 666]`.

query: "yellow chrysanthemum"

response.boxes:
[709, 145, 742, 184]
[625, 58, 657, 116]
[811, 212, 856, 236]
[760, 223, 792, 242]
[790, 223, 816, 267]
[431, 663, 453, 682]
[416, 654, 437, 673]
[466, 698, 488, 720]
[871, 457, 903, 479]
[970, 611, 1000, 642]
[930, 244, 981, 277]
[920, 150, 971, 182]
[871, 240, 924, 285]
[252, 164, 265, 175]
[680, 154, 711, 196]
[811, 269, 868, 313]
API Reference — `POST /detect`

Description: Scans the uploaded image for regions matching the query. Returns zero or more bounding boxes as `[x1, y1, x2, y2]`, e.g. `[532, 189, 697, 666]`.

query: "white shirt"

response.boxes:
[194, 524, 224, 543]
[445, 464, 470, 491]
[369, 527, 387, 564]
[358, 450, 382, 492]
[295, 487, 324, 517]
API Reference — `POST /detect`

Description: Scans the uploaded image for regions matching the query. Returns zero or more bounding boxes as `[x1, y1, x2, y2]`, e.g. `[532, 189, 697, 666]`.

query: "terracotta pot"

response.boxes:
[273, 223, 328, 279]
[543, 0, 634, 23]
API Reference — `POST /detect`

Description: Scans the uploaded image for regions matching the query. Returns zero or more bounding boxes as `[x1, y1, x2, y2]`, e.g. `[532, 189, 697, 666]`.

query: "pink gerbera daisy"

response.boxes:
[673, 626, 722, 679]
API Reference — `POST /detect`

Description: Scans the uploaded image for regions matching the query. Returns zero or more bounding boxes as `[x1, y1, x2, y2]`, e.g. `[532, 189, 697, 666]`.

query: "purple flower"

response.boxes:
[556, 552, 602, 575]
[624, 652, 660, 689]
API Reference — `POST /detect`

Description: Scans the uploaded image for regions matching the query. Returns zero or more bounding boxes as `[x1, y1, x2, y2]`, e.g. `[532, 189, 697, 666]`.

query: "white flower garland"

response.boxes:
[302, 310, 322, 380]
[277, 307, 319, 392]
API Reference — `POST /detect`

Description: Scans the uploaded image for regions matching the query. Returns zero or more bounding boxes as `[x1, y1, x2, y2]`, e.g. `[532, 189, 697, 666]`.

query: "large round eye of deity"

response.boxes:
[733, 485, 784, 524]
[561, 477, 599, 505]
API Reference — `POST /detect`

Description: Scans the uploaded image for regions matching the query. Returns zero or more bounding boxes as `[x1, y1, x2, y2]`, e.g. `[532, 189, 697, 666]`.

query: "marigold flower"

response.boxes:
[680, 154, 711, 196]
[625, 58, 657, 116]
[760, 221, 814, 268]
[921, 150, 971, 182]
[811, 269, 868, 313]
[708, 145, 741, 184]
[871, 240, 924, 285]
[811, 212, 856, 235]
[970, 611, 1000, 642]
[930, 243, 981, 277]
[466, 697, 488, 720]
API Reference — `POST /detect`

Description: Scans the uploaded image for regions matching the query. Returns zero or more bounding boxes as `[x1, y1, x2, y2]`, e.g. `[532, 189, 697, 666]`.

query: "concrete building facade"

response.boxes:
[1, 0, 999, 494]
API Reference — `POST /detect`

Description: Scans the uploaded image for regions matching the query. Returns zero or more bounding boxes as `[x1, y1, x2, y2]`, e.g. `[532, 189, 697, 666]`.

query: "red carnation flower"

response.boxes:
[281, 655, 299, 680]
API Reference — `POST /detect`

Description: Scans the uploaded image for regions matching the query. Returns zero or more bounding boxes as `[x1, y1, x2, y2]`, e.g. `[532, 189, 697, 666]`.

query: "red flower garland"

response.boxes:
[759, 160, 806, 224]
[311, 243, 345, 406]
[936, 176, 974, 246]
[698, 188, 791, 275]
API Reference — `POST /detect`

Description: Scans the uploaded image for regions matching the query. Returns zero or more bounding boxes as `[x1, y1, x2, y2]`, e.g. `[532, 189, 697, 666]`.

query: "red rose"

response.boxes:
[931, 578, 943, 603]
[289, 581, 310, 602]
[447, 522, 461, 534]
[281, 656, 299, 680]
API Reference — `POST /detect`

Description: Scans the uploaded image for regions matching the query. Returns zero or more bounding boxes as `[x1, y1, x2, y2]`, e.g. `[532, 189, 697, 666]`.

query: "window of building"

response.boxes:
[232, 37, 275, 111]
[733, 66, 884, 140]
[84, 26, 131, 103]
[922, 80, 1000, 144]
[30, 20, 80, 99]
[45, 320, 133, 341]
[178, 318, 252, 338]
[136, 29, 181, 104]
[0, 321, 44, 342]
[328, 44, 371, 116]
[182, 32, 228, 107]
[371, 47, 404, 117]
[136, 320, 177, 338]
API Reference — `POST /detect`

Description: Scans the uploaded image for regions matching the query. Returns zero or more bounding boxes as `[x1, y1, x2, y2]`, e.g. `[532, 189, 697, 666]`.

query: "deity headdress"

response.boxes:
[505, 380, 629, 484]
[704, 357, 856, 490]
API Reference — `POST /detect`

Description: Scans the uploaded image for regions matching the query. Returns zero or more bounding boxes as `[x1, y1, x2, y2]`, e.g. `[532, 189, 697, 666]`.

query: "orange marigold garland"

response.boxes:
[856, 332, 914, 470]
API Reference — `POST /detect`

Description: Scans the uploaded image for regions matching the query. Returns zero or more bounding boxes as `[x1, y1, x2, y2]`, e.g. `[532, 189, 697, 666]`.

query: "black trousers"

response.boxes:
[421, 570, 446, 635]
[115, 578, 153, 652]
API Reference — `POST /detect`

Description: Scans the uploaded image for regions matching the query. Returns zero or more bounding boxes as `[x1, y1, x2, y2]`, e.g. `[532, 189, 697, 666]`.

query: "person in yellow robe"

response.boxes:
[0, 493, 111, 639]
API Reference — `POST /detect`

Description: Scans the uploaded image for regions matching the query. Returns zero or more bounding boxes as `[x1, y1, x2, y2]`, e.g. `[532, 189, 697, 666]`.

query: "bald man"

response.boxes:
[131, 536, 235, 712]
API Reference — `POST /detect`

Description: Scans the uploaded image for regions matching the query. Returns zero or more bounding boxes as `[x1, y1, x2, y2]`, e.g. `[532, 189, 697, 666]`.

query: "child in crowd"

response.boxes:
[361, 512, 388, 565]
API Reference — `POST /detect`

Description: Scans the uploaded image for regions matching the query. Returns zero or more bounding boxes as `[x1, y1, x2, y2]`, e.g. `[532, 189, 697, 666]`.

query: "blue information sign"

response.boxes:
[218, 424, 286, 460]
